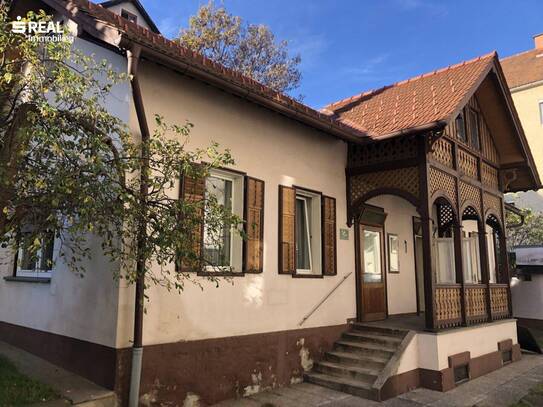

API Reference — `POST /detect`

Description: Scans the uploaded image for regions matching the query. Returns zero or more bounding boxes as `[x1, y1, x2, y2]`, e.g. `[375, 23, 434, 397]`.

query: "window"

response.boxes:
[295, 190, 321, 275]
[468, 109, 480, 150]
[454, 364, 469, 384]
[455, 112, 467, 143]
[539, 101, 543, 125]
[387, 233, 400, 273]
[203, 169, 244, 272]
[121, 9, 138, 24]
[16, 231, 55, 278]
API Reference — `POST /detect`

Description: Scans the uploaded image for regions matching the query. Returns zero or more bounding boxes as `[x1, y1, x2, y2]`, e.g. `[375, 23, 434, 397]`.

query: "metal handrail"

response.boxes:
[298, 272, 353, 327]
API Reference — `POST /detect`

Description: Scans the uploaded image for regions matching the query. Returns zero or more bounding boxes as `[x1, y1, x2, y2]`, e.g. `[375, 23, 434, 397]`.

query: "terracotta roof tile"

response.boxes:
[324, 53, 497, 139]
[501, 48, 543, 89]
[56, 0, 368, 141]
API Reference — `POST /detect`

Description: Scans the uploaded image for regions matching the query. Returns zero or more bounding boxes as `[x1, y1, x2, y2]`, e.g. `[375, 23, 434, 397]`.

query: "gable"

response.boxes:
[100, 0, 160, 33]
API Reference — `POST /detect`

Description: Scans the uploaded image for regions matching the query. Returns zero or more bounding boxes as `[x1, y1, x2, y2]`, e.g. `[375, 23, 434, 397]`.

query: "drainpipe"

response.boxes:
[126, 45, 150, 407]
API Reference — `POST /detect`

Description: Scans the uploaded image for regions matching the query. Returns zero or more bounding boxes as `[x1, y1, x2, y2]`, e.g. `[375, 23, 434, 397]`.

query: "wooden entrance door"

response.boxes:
[358, 223, 387, 321]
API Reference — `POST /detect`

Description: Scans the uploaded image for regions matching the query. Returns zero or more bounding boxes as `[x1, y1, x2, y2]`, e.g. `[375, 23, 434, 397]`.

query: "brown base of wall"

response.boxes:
[380, 343, 521, 400]
[0, 321, 119, 390]
[0, 321, 346, 406]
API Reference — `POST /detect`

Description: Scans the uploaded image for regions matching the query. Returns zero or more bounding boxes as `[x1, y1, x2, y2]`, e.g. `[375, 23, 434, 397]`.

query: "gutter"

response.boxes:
[505, 202, 526, 229]
[126, 44, 150, 407]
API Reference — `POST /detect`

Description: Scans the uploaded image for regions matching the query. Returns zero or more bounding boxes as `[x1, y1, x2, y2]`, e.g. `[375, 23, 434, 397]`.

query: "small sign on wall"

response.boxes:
[339, 228, 349, 240]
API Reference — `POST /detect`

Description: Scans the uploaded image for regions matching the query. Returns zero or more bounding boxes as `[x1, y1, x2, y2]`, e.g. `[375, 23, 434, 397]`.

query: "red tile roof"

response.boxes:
[42, 0, 369, 143]
[324, 53, 497, 140]
[501, 48, 543, 89]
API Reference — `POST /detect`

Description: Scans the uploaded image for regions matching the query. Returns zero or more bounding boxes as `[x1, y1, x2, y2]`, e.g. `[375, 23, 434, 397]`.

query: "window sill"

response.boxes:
[292, 273, 323, 279]
[4, 276, 51, 284]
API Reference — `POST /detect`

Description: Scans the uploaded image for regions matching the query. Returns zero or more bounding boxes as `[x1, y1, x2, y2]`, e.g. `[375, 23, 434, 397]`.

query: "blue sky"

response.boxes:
[139, 0, 542, 109]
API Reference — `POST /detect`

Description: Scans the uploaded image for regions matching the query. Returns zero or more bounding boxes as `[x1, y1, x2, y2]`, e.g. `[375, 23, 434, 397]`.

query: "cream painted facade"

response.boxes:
[115, 60, 358, 347]
[507, 83, 543, 211]
[0, 37, 130, 348]
[395, 320, 518, 373]
[366, 195, 419, 316]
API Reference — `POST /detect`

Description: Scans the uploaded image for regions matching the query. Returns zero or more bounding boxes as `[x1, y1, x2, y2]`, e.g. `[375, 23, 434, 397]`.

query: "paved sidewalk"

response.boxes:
[214, 353, 543, 407]
[0, 340, 116, 406]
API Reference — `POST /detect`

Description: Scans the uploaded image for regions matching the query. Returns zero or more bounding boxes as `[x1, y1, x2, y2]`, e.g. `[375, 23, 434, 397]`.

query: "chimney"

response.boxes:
[534, 33, 543, 49]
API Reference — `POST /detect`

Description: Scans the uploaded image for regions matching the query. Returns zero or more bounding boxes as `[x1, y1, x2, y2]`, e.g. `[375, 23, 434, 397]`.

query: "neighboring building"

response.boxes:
[511, 245, 543, 325]
[1, 0, 540, 405]
[502, 34, 543, 212]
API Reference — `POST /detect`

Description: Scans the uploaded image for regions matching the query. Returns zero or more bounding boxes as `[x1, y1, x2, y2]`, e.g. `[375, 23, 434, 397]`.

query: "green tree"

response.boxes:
[178, 1, 302, 95]
[0, 6, 241, 289]
[507, 208, 543, 247]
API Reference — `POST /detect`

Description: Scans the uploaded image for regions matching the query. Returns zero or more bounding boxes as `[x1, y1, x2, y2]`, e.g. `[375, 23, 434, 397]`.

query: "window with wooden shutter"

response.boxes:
[322, 196, 337, 276]
[279, 185, 296, 274]
[244, 177, 264, 273]
[178, 166, 205, 272]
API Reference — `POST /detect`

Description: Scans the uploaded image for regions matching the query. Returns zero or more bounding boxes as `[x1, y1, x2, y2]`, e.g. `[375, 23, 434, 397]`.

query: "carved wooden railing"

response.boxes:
[435, 284, 463, 329]
[434, 284, 511, 330]
[490, 284, 511, 320]
[465, 284, 488, 324]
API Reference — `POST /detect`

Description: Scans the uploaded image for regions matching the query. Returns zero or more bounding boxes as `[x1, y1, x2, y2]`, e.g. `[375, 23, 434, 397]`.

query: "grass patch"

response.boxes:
[0, 355, 59, 406]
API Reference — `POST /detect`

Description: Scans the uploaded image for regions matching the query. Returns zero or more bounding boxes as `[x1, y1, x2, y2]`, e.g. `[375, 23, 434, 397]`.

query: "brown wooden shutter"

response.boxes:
[243, 177, 265, 273]
[178, 165, 205, 272]
[279, 185, 296, 274]
[322, 196, 337, 276]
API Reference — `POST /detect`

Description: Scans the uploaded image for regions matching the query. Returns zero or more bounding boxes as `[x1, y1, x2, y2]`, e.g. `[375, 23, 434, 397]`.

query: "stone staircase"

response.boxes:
[304, 323, 410, 401]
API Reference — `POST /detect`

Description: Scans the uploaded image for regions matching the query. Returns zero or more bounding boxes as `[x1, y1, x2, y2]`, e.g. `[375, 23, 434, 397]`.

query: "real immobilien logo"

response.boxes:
[11, 16, 74, 43]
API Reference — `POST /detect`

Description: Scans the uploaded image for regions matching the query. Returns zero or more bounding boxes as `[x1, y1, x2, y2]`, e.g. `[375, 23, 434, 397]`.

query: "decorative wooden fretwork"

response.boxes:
[457, 148, 479, 180]
[483, 192, 502, 220]
[465, 285, 488, 324]
[437, 201, 455, 234]
[431, 137, 454, 168]
[435, 285, 463, 328]
[490, 285, 510, 319]
[429, 167, 457, 206]
[481, 162, 499, 190]
[462, 205, 479, 220]
[349, 136, 417, 167]
[459, 181, 481, 213]
[349, 166, 419, 205]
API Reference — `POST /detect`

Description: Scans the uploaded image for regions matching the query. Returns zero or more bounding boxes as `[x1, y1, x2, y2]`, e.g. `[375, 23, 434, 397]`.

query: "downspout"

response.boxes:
[126, 44, 150, 407]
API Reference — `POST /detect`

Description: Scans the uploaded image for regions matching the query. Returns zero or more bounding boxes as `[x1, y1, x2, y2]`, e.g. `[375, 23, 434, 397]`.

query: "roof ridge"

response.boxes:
[324, 51, 497, 112]
[501, 47, 541, 61]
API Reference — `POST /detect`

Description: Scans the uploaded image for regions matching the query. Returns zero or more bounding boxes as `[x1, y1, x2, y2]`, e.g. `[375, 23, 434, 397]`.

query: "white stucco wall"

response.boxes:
[366, 195, 419, 315]
[507, 84, 543, 212]
[511, 275, 543, 320]
[0, 37, 131, 348]
[104, 2, 153, 32]
[115, 60, 357, 347]
[396, 320, 518, 373]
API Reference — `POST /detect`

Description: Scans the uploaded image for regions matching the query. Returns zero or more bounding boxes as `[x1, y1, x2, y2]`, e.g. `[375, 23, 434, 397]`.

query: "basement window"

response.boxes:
[502, 350, 512, 364]
[453, 364, 469, 384]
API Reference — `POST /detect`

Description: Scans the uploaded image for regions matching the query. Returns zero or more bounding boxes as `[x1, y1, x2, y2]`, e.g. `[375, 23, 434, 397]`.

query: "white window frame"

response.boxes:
[16, 234, 56, 279]
[203, 168, 244, 273]
[295, 189, 322, 275]
[539, 100, 543, 126]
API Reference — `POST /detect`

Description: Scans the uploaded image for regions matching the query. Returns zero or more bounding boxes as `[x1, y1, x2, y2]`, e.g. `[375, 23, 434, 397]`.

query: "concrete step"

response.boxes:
[334, 340, 396, 359]
[303, 371, 376, 400]
[313, 360, 379, 384]
[325, 351, 388, 370]
[350, 323, 408, 338]
[342, 331, 403, 347]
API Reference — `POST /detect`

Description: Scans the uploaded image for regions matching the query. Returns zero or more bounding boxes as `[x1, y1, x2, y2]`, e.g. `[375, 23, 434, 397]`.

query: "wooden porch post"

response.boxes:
[478, 218, 493, 322]
[419, 136, 436, 331]
[500, 202, 513, 317]
[453, 222, 467, 325]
